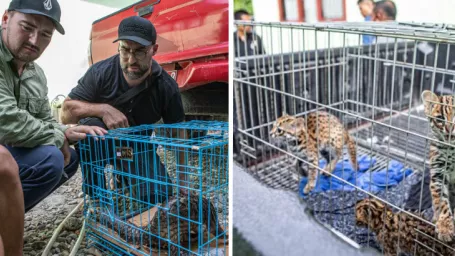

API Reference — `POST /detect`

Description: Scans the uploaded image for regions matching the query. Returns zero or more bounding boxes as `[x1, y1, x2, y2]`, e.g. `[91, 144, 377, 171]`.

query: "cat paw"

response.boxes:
[436, 216, 455, 242]
[322, 166, 334, 176]
[322, 169, 331, 176]
[304, 182, 315, 194]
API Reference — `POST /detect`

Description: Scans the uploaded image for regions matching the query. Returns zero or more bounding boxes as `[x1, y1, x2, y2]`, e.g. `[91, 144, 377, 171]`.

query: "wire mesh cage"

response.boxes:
[234, 20, 455, 255]
[78, 120, 229, 256]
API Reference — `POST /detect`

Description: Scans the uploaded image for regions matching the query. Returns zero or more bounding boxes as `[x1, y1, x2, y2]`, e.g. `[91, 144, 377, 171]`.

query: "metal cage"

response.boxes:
[234, 20, 455, 255]
[78, 120, 229, 256]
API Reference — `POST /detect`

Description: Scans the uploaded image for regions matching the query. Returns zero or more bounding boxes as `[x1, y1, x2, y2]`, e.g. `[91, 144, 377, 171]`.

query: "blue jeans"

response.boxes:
[4, 145, 79, 213]
[76, 117, 173, 205]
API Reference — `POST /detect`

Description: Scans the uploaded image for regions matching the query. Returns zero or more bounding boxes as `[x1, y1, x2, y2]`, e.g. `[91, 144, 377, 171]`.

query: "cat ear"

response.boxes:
[421, 90, 439, 116]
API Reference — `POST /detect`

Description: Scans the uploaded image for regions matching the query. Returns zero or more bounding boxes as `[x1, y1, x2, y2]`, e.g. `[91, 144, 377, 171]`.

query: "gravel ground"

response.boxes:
[23, 169, 103, 256]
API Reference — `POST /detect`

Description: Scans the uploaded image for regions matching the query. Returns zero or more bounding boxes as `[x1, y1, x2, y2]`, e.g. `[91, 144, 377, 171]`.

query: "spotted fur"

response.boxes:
[355, 198, 455, 256]
[422, 90, 455, 242]
[90, 191, 224, 255]
[269, 111, 358, 194]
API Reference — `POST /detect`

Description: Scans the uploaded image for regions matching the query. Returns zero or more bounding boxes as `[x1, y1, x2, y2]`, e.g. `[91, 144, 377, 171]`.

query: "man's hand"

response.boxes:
[60, 139, 71, 167]
[64, 125, 108, 143]
[102, 105, 129, 130]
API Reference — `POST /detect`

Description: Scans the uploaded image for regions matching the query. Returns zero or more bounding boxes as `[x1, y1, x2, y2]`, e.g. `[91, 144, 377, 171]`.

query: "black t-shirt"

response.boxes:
[234, 31, 265, 57]
[68, 54, 185, 125]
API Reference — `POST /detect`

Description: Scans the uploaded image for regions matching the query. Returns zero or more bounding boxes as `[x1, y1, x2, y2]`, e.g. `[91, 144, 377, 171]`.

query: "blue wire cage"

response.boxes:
[78, 120, 229, 256]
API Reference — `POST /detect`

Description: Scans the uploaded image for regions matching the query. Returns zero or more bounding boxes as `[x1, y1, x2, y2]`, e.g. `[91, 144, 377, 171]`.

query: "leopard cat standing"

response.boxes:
[355, 198, 455, 256]
[269, 111, 358, 194]
[421, 90, 455, 242]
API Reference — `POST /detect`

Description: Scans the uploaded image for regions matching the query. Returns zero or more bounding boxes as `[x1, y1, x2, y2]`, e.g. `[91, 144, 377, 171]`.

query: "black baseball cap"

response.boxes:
[113, 16, 156, 46]
[8, 0, 65, 35]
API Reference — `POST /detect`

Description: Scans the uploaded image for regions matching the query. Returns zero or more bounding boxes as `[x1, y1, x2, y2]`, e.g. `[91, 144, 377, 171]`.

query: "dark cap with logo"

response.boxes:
[8, 0, 65, 35]
[113, 16, 157, 46]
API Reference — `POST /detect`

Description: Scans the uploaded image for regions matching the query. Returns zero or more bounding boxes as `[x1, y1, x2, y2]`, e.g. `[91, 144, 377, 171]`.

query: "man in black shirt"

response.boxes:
[233, 10, 265, 159]
[234, 9, 265, 58]
[61, 16, 187, 202]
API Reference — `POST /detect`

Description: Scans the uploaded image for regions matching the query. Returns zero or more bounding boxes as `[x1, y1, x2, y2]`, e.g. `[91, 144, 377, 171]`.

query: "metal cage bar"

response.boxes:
[79, 120, 229, 256]
[234, 20, 455, 255]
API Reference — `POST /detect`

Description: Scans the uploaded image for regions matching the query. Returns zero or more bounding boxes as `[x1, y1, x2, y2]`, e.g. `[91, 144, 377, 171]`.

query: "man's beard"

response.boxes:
[121, 62, 149, 80]
[7, 30, 41, 63]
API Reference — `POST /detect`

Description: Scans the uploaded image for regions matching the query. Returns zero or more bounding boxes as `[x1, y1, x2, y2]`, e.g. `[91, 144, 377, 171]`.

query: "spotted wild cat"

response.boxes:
[269, 111, 358, 194]
[355, 198, 455, 255]
[421, 90, 455, 242]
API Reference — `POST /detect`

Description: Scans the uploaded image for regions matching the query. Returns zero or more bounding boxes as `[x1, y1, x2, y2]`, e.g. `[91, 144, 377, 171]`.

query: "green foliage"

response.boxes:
[234, 0, 254, 15]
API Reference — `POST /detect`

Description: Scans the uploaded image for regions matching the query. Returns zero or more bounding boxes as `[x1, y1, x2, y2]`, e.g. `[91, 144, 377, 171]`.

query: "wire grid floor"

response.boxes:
[246, 146, 422, 193]
[351, 105, 430, 167]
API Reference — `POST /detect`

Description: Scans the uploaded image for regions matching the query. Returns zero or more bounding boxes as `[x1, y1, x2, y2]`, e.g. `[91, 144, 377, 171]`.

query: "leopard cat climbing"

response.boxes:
[422, 90, 455, 242]
[269, 111, 358, 194]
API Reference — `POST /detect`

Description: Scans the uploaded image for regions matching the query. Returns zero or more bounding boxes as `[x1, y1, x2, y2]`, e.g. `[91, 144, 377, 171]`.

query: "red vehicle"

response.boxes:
[87, 0, 229, 121]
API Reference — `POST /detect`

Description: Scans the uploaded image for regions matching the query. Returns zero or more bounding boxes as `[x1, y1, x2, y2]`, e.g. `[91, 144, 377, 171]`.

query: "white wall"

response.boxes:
[252, 0, 455, 23]
[252, 0, 364, 23]
[394, 0, 455, 23]
[251, 0, 280, 22]
[0, 0, 117, 101]
[249, 0, 455, 54]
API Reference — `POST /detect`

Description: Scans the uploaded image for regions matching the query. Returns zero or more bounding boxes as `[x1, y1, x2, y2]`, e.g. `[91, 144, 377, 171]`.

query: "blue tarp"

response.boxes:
[298, 154, 413, 198]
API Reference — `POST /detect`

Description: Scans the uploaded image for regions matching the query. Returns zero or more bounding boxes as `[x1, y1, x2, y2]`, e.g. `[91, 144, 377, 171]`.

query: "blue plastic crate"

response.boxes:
[79, 120, 229, 256]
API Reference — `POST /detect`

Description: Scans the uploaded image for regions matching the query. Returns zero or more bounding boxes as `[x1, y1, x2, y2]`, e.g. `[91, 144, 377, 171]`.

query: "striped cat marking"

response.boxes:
[422, 90, 455, 242]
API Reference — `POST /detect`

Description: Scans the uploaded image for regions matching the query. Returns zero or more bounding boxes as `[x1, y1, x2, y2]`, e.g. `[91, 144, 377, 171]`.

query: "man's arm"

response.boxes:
[0, 72, 65, 148]
[61, 97, 107, 124]
[61, 97, 129, 129]
[61, 66, 129, 129]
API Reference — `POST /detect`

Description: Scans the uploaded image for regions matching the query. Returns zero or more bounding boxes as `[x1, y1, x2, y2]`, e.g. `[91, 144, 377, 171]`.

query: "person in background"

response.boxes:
[372, 0, 397, 21]
[357, 0, 375, 44]
[233, 9, 266, 160]
[371, 0, 398, 44]
[234, 9, 265, 57]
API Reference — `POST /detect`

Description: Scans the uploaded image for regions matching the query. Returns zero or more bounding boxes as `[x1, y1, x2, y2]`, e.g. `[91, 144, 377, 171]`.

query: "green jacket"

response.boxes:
[0, 33, 66, 148]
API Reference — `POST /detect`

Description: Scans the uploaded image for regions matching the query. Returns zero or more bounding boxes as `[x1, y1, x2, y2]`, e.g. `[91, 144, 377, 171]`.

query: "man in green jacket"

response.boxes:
[0, 0, 106, 255]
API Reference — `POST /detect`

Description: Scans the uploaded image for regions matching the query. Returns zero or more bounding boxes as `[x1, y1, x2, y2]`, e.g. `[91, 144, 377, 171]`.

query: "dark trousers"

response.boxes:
[76, 117, 173, 205]
[3, 144, 79, 213]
